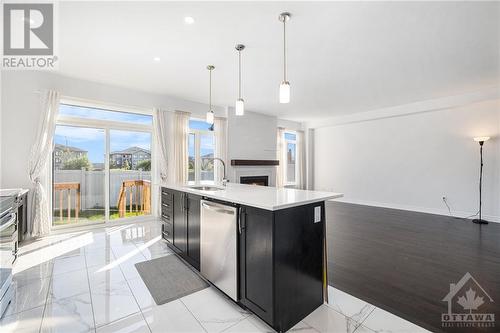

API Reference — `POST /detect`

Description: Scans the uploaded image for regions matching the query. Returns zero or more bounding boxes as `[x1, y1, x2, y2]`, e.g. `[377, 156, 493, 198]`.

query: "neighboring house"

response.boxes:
[110, 146, 151, 169]
[53, 143, 88, 170]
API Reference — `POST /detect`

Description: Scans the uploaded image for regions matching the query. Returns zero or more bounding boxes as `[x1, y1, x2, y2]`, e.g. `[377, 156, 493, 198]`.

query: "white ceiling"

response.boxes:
[58, 1, 500, 122]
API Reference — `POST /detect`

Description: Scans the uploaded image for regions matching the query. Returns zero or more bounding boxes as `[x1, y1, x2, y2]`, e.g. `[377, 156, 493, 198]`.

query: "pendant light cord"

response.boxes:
[209, 68, 212, 111]
[238, 50, 242, 99]
[283, 19, 287, 82]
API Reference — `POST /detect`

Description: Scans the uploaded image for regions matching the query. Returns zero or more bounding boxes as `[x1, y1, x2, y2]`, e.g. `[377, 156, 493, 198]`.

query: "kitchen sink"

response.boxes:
[189, 186, 224, 191]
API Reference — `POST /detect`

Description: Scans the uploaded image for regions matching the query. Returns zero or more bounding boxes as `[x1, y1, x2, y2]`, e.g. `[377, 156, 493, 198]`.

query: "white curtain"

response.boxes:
[171, 111, 190, 183]
[29, 90, 60, 237]
[296, 130, 306, 189]
[214, 117, 228, 182]
[276, 127, 286, 188]
[153, 108, 169, 182]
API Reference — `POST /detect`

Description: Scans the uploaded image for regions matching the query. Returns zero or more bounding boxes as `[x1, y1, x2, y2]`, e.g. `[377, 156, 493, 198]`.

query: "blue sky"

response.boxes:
[55, 105, 152, 163]
[54, 106, 215, 163]
[189, 120, 214, 157]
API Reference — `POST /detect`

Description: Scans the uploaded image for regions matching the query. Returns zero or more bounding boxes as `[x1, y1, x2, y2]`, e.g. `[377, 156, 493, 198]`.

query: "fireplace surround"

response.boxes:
[240, 175, 269, 186]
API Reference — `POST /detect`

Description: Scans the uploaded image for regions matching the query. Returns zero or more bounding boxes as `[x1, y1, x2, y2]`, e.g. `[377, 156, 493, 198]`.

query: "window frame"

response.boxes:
[283, 130, 298, 186]
[52, 98, 155, 230]
[188, 118, 215, 183]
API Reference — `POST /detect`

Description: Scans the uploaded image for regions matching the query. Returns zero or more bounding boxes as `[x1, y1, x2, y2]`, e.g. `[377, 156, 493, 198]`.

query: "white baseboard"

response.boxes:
[330, 198, 500, 224]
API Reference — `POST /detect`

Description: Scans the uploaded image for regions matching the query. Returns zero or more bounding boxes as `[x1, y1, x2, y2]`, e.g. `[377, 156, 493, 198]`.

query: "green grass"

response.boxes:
[53, 206, 149, 225]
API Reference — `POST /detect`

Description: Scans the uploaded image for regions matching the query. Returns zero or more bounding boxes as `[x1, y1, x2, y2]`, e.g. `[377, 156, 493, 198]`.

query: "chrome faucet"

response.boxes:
[209, 158, 228, 186]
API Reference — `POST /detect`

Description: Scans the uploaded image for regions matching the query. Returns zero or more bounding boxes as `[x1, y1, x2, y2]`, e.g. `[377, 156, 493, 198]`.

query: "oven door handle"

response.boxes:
[0, 213, 16, 233]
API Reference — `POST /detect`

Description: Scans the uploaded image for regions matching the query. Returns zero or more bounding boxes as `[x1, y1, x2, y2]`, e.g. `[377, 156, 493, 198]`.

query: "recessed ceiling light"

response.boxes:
[184, 16, 195, 24]
[153, 57, 161, 62]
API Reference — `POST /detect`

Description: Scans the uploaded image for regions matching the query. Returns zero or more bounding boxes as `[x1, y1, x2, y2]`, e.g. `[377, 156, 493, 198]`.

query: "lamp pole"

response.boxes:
[473, 139, 488, 224]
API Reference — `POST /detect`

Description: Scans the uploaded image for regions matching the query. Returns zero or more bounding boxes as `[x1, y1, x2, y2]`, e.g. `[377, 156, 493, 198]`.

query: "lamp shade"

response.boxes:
[235, 98, 244, 116]
[474, 136, 490, 142]
[279, 81, 290, 103]
[206, 111, 214, 124]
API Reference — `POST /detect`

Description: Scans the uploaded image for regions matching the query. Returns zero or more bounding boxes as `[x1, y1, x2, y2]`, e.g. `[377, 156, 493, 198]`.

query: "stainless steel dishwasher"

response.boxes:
[200, 200, 238, 301]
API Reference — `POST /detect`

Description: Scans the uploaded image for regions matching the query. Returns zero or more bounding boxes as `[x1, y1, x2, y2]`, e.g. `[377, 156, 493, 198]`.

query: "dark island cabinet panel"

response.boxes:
[186, 194, 201, 269]
[239, 206, 274, 324]
[239, 202, 325, 333]
[173, 190, 187, 252]
[274, 202, 325, 330]
[161, 188, 201, 271]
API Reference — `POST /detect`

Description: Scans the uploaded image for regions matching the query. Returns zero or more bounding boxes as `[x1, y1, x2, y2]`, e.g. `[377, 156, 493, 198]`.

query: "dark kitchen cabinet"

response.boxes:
[161, 188, 201, 270]
[239, 205, 274, 324]
[239, 202, 325, 333]
[172, 190, 187, 252]
[186, 194, 201, 269]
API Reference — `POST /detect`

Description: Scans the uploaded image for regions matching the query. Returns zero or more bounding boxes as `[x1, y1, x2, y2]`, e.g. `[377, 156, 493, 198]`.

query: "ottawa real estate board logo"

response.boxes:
[442, 272, 495, 329]
[2, 2, 58, 69]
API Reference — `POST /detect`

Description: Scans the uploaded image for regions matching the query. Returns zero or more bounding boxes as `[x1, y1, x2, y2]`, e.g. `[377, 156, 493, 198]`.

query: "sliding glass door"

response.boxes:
[53, 125, 106, 225]
[52, 103, 153, 227]
[109, 130, 152, 220]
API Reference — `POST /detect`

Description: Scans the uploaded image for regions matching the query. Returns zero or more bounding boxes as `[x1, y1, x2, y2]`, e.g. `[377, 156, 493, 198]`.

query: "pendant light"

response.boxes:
[206, 65, 215, 124]
[235, 44, 245, 116]
[279, 12, 291, 104]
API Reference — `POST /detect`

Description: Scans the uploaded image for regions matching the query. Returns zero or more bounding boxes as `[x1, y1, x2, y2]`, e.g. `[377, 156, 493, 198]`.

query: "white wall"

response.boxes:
[313, 99, 500, 221]
[226, 107, 277, 183]
[0, 71, 224, 189]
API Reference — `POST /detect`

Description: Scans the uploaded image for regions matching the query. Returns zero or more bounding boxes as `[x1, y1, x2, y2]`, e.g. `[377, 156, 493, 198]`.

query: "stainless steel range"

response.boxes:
[0, 195, 17, 318]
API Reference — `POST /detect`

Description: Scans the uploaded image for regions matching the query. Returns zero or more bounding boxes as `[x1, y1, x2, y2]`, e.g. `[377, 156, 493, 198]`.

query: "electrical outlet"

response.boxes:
[442, 196, 447, 202]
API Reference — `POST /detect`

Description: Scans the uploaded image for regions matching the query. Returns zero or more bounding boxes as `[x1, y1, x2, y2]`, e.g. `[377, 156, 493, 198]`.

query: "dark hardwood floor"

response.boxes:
[326, 201, 500, 333]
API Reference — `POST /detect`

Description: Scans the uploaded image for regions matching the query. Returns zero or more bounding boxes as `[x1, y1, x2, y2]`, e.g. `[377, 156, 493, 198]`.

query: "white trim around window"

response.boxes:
[283, 130, 299, 187]
[51, 97, 156, 230]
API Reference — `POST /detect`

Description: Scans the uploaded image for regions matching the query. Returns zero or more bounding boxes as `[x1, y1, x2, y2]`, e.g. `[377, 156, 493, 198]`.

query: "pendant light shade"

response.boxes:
[235, 98, 244, 115]
[206, 65, 215, 124]
[206, 109, 214, 124]
[279, 12, 291, 104]
[235, 44, 245, 116]
[279, 81, 290, 104]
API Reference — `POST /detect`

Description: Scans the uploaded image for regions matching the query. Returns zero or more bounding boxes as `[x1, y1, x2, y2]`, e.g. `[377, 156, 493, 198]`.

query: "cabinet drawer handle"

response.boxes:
[162, 214, 170, 220]
[162, 203, 171, 208]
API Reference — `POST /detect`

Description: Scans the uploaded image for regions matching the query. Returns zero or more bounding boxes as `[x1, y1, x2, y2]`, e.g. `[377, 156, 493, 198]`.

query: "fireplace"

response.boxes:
[240, 176, 269, 186]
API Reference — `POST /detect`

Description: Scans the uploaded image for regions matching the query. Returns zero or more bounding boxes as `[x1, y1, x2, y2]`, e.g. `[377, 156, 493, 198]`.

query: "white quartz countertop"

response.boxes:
[161, 182, 343, 211]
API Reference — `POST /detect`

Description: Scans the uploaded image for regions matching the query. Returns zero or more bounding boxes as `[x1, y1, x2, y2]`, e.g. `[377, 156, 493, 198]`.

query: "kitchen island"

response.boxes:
[160, 183, 342, 332]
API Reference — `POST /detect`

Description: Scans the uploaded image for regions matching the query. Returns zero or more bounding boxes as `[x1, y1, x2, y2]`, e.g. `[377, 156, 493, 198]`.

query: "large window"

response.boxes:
[188, 119, 215, 182]
[284, 131, 297, 185]
[52, 103, 153, 227]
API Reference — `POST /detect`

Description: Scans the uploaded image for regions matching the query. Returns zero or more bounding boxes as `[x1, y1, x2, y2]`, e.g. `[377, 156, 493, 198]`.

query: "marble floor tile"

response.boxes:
[126, 277, 156, 310]
[303, 304, 359, 333]
[327, 287, 375, 323]
[353, 325, 376, 333]
[49, 268, 90, 300]
[90, 279, 141, 327]
[181, 287, 249, 332]
[361, 308, 431, 333]
[5, 277, 50, 316]
[96, 312, 151, 333]
[142, 300, 205, 333]
[13, 260, 54, 287]
[0, 305, 44, 333]
[41, 293, 95, 333]
[85, 249, 116, 268]
[222, 317, 265, 332]
[248, 314, 320, 333]
[88, 265, 127, 291]
[52, 253, 87, 276]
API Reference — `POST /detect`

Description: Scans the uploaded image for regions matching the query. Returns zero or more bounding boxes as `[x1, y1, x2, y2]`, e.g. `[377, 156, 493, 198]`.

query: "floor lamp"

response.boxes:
[472, 136, 490, 224]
